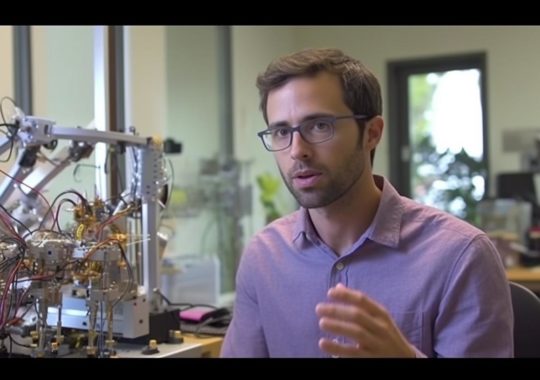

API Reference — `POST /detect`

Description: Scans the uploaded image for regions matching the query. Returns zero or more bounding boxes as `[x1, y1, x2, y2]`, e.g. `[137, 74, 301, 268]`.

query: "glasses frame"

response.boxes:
[257, 114, 369, 152]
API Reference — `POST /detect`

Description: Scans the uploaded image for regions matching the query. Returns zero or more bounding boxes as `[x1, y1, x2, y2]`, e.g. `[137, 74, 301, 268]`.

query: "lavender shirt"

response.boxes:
[221, 176, 513, 357]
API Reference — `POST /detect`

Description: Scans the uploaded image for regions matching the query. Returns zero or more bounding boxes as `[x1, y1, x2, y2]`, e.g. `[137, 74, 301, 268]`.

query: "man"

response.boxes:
[221, 48, 513, 357]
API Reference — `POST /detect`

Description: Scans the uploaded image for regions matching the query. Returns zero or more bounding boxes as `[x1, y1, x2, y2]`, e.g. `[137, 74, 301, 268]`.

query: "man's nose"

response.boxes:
[289, 130, 311, 160]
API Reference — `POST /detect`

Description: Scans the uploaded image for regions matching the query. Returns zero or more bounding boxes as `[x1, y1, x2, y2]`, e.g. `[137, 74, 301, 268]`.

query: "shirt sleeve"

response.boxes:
[433, 234, 514, 357]
[220, 244, 269, 357]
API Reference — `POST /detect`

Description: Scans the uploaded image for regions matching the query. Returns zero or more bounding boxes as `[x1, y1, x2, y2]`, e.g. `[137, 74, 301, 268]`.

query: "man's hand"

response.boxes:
[315, 283, 416, 358]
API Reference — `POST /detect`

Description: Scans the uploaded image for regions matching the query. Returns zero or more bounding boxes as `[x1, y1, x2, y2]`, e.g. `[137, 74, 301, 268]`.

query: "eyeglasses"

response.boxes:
[257, 114, 369, 152]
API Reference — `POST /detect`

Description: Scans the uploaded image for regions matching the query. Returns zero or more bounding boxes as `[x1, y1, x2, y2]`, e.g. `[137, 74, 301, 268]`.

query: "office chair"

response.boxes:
[509, 281, 540, 357]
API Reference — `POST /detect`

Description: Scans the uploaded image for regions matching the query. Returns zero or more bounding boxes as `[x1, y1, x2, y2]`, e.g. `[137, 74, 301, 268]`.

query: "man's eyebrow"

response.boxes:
[267, 113, 334, 129]
[267, 121, 289, 129]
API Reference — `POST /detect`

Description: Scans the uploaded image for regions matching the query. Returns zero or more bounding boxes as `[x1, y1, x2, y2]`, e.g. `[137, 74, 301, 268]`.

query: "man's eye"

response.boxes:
[272, 128, 290, 138]
[309, 121, 331, 132]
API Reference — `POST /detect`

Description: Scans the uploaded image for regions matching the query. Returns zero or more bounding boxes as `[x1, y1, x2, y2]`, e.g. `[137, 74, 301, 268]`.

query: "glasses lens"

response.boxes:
[260, 118, 337, 151]
[300, 119, 334, 144]
[264, 127, 290, 151]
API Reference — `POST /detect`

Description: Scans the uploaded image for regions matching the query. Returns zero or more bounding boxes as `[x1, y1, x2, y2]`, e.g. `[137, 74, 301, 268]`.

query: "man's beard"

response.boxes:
[279, 149, 366, 209]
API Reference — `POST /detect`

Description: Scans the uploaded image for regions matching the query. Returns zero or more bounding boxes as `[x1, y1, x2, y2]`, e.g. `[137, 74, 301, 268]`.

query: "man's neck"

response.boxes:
[308, 176, 382, 256]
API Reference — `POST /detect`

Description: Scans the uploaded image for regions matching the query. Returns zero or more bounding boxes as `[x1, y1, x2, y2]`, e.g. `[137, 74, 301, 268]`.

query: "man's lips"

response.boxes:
[291, 170, 322, 188]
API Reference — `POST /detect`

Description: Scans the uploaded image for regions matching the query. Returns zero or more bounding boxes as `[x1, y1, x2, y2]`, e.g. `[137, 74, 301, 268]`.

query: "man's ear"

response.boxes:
[365, 116, 384, 150]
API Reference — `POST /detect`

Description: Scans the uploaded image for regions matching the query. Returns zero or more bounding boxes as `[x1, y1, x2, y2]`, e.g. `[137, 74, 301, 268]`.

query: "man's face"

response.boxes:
[266, 72, 373, 209]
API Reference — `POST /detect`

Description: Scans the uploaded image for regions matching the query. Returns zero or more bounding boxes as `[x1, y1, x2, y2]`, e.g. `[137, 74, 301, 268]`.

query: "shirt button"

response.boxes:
[336, 262, 345, 270]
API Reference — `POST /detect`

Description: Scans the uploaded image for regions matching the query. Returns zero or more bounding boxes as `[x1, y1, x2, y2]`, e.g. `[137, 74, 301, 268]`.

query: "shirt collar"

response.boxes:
[292, 207, 314, 244]
[291, 175, 404, 249]
[367, 175, 403, 248]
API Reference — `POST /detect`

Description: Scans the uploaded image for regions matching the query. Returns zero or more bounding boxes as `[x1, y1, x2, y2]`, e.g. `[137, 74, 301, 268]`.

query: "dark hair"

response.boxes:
[256, 48, 382, 164]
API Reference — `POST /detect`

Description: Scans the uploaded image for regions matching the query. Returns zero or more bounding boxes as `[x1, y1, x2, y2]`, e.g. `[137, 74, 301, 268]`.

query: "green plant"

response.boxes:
[256, 173, 282, 223]
[413, 135, 486, 224]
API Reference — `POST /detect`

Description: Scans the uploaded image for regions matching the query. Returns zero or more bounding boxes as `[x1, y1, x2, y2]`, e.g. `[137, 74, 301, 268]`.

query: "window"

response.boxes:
[388, 53, 488, 223]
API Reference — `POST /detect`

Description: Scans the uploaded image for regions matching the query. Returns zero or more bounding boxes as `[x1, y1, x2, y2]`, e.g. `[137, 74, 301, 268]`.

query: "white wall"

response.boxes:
[0, 26, 13, 175]
[165, 26, 219, 165]
[24, 25, 540, 239]
[288, 26, 540, 194]
[0, 26, 13, 102]
[231, 26, 540, 199]
[5, 25, 539, 285]
[125, 26, 167, 137]
[163, 26, 221, 257]
[32, 26, 94, 125]
[232, 26, 300, 236]
[30, 26, 95, 202]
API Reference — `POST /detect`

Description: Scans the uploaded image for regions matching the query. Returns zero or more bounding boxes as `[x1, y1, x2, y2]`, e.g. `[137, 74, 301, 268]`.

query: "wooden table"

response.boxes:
[182, 335, 223, 358]
[506, 266, 540, 293]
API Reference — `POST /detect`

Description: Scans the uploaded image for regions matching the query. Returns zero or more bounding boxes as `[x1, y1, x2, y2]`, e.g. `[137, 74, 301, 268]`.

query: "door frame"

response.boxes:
[387, 52, 489, 198]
